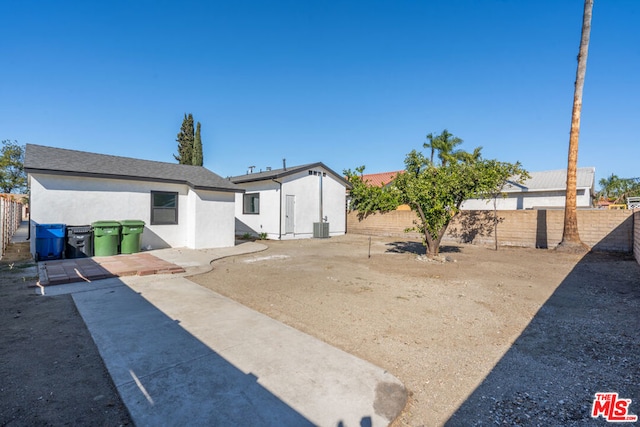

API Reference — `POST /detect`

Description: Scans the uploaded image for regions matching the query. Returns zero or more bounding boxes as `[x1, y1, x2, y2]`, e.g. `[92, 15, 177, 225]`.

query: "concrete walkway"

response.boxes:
[41, 242, 407, 426]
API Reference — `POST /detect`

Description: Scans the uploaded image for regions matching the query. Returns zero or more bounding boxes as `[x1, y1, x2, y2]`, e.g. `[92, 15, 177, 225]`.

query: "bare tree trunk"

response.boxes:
[424, 232, 438, 258]
[558, 0, 593, 252]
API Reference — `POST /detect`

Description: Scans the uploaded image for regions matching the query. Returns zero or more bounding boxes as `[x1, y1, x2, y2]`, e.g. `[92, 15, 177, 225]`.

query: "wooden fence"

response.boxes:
[1, 197, 23, 258]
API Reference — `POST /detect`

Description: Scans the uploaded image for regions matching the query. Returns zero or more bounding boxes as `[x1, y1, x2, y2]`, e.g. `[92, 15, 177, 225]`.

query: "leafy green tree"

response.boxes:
[193, 121, 203, 166]
[344, 166, 401, 218]
[0, 140, 27, 194]
[174, 113, 195, 164]
[395, 152, 527, 257]
[480, 160, 530, 250]
[598, 174, 640, 203]
[346, 131, 528, 258]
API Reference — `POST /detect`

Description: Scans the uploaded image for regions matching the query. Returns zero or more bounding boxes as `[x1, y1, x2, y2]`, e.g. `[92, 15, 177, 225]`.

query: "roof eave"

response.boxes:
[232, 171, 296, 184]
[503, 185, 594, 193]
[26, 168, 242, 193]
[231, 162, 352, 188]
[191, 185, 244, 193]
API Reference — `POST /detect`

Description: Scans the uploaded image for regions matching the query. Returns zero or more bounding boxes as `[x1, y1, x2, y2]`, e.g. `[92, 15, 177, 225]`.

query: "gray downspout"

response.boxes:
[319, 172, 323, 223]
[272, 178, 282, 240]
[26, 183, 31, 243]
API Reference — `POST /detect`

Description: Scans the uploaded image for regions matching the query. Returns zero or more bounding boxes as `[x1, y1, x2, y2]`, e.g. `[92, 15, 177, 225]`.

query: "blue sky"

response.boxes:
[3, 1, 639, 186]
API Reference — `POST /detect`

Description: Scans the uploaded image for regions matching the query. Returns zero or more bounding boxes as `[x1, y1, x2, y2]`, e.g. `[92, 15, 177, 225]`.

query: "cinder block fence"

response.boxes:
[635, 210, 640, 264]
[347, 209, 638, 256]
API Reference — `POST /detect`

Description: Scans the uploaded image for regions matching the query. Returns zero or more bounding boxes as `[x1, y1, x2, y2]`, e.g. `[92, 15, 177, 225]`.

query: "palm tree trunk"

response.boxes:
[558, 0, 593, 252]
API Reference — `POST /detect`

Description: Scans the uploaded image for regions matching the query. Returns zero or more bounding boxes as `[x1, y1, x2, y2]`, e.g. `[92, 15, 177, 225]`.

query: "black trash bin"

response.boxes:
[66, 225, 94, 258]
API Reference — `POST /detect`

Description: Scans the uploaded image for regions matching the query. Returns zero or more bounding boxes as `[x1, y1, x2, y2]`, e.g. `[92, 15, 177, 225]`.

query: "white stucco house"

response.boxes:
[24, 144, 243, 253]
[461, 167, 596, 210]
[230, 162, 351, 239]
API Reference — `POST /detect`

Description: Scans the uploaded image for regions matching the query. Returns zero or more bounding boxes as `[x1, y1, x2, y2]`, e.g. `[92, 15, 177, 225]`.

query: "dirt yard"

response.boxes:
[0, 260, 132, 426]
[191, 234, 640, 426]
[1, 234, 638, 426]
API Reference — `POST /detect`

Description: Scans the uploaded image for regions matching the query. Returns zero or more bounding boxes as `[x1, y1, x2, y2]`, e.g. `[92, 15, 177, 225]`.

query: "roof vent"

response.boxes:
[266, 167, 272, 171]
[247, 165, 256, 174]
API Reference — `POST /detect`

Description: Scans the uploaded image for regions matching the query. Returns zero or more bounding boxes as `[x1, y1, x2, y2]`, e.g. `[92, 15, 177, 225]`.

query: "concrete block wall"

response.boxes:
[572, 210, 634, 252]
[347, 209, 635, 253]
[347, 211, 422, 240]
[635, 210, 640, 264]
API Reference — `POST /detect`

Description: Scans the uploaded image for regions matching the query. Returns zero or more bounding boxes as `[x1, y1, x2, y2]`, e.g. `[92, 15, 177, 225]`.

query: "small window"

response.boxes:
[243, 193, 260, 214]
[151, 191, 178, 225]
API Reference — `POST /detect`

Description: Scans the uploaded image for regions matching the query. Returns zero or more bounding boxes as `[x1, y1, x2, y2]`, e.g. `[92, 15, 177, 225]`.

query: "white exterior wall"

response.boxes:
[461, 188, 592, 210]
[234, 166, 347, 239]
[29, 173, 236, 253]
[234, 181, 281, 239]
[187, 188, 236, 249]
[322, 173, 348, 236]
[282, 171, 320, 238]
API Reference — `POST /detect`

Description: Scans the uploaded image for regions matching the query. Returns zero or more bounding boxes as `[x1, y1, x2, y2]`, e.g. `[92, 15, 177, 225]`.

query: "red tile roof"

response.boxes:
[361, 171, 403, 187]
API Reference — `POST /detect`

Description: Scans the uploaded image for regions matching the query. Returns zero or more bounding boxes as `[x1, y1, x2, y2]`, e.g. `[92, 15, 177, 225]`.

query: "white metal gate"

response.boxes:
[627, 197, 640, 209]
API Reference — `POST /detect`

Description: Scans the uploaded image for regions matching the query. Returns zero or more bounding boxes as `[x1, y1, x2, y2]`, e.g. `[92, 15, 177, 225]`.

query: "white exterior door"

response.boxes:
[285, 195, 295, 234]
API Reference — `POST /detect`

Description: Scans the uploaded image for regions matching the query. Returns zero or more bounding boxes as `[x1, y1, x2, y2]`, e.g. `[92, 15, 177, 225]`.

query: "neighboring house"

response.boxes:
[230, 162, 351, 239]
[24, 144, 243, 253]
[461, 167, 596, 210]
[358, 170, 411, 211]
[361, 171, 403, 188]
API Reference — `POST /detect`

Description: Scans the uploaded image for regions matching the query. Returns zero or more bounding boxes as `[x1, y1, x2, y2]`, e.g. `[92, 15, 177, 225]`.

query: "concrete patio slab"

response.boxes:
[43, 241, 407, 426]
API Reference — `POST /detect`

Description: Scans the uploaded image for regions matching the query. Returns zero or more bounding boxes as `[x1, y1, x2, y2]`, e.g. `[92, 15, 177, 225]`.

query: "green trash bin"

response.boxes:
[119, 220, 145, 254]
[92, 221, 121, 256]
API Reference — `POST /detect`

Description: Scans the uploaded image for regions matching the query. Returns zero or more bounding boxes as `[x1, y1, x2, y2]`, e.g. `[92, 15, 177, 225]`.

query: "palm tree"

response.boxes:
[459, 146, 483, 164]
[424, 129, 464, 166]
[598, 174, 640, 204]
[424, 132, 438, 164]
[558, 0, 593, 252]
[598, 174, 621, 201]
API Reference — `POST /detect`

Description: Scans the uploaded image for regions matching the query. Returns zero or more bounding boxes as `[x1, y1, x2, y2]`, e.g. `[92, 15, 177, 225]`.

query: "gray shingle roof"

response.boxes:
[24, 144, 242, 192]
[504, 167, 595, 193]
[230, 162, 351, 188]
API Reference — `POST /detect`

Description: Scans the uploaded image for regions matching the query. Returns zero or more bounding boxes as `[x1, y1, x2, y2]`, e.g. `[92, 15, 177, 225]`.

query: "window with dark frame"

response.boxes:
[151, 191, 179, 225]
[243, 193, 260, 214]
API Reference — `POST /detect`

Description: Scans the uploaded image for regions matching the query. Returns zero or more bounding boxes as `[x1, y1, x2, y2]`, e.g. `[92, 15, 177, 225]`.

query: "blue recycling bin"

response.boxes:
[35, 224, 66, 261]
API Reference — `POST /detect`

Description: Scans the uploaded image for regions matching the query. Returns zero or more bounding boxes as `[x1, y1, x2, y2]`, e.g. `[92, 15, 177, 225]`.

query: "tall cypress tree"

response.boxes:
[193, 121, 203, 166]
[174, 113, 195, 164]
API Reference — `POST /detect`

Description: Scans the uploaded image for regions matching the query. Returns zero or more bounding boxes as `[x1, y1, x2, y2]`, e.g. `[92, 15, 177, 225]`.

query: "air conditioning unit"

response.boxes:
[313, 222, 330, 238]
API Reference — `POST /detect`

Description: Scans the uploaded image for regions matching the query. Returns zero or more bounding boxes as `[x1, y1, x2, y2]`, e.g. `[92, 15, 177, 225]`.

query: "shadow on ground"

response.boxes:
[446, 251, 640, 426]
[385, 241, 461, 255]
[71, 281, 314, 426]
